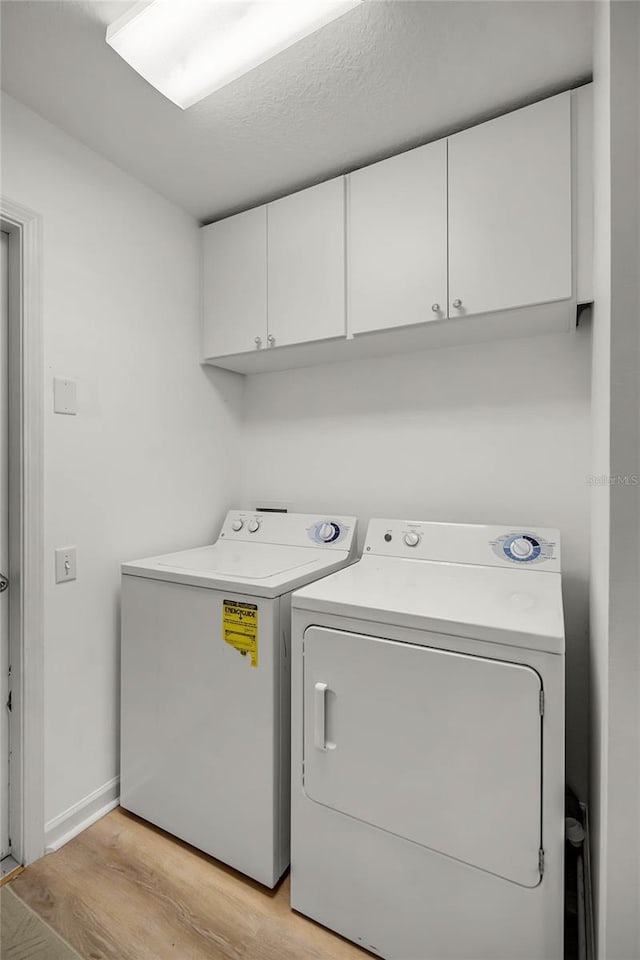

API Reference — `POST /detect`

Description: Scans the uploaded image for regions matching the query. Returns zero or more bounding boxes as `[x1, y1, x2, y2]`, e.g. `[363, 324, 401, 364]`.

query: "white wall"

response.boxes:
[591, 3, 640, 957]
[0, 93, 244, 838]
[241, 327, 592, 797]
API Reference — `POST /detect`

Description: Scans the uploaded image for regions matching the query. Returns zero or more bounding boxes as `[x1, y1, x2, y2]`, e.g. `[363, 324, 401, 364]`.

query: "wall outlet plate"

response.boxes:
[55, 547, 77, 583]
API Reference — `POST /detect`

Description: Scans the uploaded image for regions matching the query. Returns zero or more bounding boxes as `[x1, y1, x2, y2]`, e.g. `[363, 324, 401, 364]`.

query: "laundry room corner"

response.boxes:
[0, 91, 245, 850]
[240, 325, 593, 801]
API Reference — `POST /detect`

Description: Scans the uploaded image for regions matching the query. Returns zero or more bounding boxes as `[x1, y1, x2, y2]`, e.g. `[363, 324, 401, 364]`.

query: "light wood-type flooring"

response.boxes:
[0, 884, 82, 960]
[7, 808, 369, 960]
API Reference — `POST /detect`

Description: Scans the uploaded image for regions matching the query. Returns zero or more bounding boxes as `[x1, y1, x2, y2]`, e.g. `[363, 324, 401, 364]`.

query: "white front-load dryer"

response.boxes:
[120, 510, 357, 887]
[290, 518, 565, 959]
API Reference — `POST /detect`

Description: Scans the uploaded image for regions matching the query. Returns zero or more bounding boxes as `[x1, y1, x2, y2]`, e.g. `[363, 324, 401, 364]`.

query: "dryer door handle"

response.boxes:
[314, 682, 328, 751]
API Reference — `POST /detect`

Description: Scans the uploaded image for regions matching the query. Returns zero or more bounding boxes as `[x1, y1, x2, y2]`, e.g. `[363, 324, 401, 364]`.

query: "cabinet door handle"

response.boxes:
[314, 682, 328, 751]
[452, 299, 463, 309]
[431, 303, 440, 313]
[254, 336, 262, 348]
[267, 335, 275, 347]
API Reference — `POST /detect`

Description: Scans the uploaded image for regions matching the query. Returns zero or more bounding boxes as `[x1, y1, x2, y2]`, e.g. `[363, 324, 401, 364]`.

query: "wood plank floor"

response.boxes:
[0, 885, 82, 960]
[8, 808, 369, 960]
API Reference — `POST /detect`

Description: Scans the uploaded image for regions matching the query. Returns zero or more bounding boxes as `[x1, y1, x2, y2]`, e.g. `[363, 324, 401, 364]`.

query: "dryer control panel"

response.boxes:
[363, 519, 560, 571]
[219, 511, 357, 553]
[491, 531, 556, 565]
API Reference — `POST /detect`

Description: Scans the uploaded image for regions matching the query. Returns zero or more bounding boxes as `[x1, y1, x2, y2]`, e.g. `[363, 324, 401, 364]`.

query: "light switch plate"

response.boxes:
[53, 377, 77, 415]
[55, 547, 77, 583]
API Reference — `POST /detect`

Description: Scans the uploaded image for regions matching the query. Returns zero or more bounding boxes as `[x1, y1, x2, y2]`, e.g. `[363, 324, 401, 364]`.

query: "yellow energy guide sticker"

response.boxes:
[222, 599, 258, 667]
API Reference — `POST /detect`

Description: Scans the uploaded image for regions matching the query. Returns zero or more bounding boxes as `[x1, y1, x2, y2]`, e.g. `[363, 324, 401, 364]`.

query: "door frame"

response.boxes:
[0, 198, 44, 865]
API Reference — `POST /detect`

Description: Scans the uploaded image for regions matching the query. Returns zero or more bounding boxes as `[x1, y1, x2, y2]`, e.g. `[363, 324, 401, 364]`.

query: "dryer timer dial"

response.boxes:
[500, 533, 543, 563]
[510, 537, 534, 559]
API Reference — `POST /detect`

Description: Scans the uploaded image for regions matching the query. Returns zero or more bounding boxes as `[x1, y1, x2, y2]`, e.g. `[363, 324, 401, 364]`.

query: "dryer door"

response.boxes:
[303, 627, 543, 887]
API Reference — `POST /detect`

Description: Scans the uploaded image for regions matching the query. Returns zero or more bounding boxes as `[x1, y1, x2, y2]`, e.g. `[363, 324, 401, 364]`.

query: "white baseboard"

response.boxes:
[44, 777, 120, 853]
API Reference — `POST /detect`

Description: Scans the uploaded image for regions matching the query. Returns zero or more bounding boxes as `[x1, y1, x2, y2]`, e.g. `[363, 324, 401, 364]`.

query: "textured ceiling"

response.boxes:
[0, 1, 593, 223]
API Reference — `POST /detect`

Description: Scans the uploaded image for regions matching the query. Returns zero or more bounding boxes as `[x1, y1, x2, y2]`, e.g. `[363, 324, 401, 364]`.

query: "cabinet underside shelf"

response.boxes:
[203, 299, 580, 375]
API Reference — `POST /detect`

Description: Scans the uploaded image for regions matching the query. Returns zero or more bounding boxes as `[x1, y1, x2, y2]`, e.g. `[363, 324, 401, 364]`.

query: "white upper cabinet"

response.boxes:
[201, 88, 590, 373]
[448, 93, 572, 318]
[267, 179, 345, 348]
[202, 206, 267, 358]
[348, 139, 448, 335]
[574, 84, 593, 304]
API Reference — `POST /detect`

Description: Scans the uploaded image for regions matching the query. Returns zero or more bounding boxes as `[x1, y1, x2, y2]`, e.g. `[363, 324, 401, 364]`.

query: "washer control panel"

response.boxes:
[307, 520, 347, 545]
[219, 511, 356, 552]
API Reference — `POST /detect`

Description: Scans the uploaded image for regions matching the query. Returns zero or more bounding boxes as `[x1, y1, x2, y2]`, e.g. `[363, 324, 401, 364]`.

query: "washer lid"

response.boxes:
[122, 540, 354, 597]
[157, 542, 321, 579]
[292, 555, 565, 654]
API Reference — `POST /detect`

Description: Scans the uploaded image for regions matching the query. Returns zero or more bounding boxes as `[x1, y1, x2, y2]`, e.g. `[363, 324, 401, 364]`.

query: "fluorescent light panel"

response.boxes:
[106, 0, 362, 109]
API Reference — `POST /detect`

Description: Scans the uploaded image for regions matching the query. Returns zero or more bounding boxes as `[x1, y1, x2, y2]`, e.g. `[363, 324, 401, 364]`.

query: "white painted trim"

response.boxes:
[0, 198, 44, 866]
[44, 777, 120, 853]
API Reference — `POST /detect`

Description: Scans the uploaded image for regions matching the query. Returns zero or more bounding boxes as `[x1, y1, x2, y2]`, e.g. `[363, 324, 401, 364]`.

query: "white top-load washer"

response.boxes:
[290, 519, 565, 960]
[120, 510, 357, 887]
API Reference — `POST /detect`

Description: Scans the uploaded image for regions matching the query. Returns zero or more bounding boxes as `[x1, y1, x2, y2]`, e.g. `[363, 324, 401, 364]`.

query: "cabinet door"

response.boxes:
[267, 179, 345, 348]
[202, 206, 267, 358]
[448, 93, 572, 318]
[348, 140, 448, 335]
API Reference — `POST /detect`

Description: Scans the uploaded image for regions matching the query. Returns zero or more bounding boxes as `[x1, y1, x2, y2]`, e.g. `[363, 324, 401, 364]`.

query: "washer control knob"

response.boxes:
[511, 537, 533, 558]
[318, 523, 336, 542]
[403, 531, 420, 547]
[231, 519, 243, 532]
[247, 519, 261, 533]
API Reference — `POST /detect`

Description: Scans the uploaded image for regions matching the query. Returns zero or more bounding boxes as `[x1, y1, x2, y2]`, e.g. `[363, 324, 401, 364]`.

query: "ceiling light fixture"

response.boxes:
[106, 0, 363, 110]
